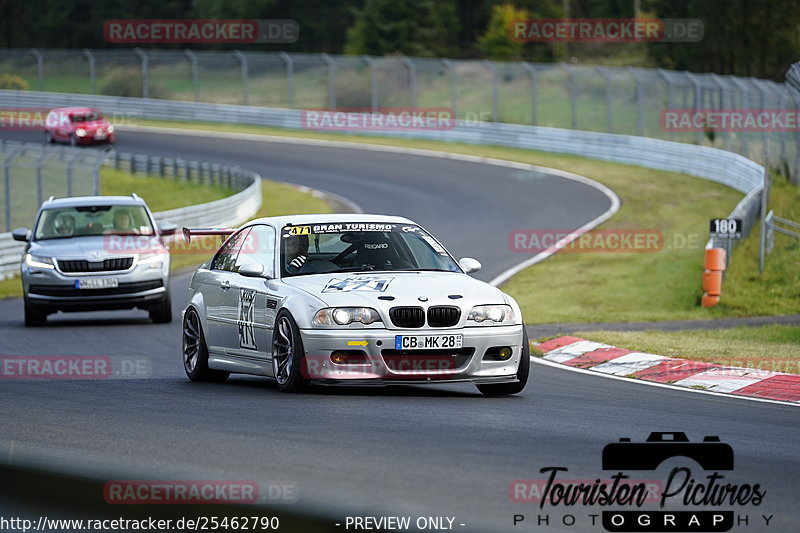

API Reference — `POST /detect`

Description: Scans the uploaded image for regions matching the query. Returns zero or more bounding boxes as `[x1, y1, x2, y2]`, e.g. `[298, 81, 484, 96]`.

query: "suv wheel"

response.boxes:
[149, 292, 172, 324]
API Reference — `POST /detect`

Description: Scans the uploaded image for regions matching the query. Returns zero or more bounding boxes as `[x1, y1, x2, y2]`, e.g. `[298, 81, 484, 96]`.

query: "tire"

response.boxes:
[149, 292, 172, 324]
[271, 311, 309, 393]
[69, 134, 78, 147]
[44, 131, 54, 144]
[477, 327, 530, 396]
[24, 299, 47, 327]
[182, 307, 229, 382]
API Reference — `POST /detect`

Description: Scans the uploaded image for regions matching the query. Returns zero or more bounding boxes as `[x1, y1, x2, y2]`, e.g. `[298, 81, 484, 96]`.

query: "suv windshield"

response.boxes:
[34, 205, 155, 240]
[280, 222, 460, 277]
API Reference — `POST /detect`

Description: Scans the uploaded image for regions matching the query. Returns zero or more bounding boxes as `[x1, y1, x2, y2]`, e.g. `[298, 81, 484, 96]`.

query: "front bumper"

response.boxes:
[23, 261, 167, 313]
[300, 324, 523, 383]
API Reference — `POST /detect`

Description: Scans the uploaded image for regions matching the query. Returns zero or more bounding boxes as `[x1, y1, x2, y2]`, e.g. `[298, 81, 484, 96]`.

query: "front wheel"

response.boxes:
[271, 311, 309, 393]
[69, 134, 78, 147]
[477, 327, 530, 396]
[183, 308, 229, 382]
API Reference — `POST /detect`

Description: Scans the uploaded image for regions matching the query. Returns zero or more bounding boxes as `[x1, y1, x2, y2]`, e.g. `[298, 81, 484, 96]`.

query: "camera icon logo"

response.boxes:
[602, 432, 734, 471]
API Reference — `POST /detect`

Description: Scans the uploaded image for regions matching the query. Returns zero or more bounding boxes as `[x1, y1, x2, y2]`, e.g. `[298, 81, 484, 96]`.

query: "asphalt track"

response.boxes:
[1, 129, 798, 532]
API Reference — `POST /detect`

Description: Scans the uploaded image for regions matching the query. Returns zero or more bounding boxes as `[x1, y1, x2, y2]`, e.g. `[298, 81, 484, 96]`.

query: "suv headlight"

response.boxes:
[75, 128, 87, 137]
[25, 254, 55, 269]
[468, 304, 515, 324]
[107, 125, 115, 133]
[313, 307, 382, 326]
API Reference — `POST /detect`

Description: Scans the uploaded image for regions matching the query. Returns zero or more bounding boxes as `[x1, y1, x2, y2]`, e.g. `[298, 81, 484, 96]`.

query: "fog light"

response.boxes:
[330, 351, 348, 364]
[497, 347, 513, 360]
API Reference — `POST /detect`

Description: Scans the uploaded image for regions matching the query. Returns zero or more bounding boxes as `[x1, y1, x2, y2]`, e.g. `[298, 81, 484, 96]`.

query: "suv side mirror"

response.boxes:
[11, 228, 30, 242]
[157, 221, 177, 236]
[238, 262, 272, 279]
[458, 257, 481, 274]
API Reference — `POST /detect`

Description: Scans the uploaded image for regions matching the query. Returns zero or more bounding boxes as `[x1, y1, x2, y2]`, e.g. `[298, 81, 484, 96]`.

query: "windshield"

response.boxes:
[70, 112, 102, 122]
[34, 205, 155, 240]
[280, 222, 460, 277]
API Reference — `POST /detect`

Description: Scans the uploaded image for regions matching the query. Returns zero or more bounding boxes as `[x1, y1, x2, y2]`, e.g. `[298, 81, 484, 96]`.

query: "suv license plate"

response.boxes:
[76, 278, 119, 289]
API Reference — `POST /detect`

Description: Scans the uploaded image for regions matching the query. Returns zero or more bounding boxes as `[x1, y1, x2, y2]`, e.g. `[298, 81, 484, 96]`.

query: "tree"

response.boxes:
[478, 3, 528, 60]
[344, 0, 460, 57]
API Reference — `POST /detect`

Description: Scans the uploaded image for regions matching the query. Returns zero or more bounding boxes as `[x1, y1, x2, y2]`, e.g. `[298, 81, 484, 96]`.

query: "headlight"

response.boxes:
[75, 128, 87, 137]
[313, 307, 382, 326]
[468, 304, 515, 324]
[137, 253, 164, 268]
[107, 125, 115, 133]
[25, 254, 55, 270]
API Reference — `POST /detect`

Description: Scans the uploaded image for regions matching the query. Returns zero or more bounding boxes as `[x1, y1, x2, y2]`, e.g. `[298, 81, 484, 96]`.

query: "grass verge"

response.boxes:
[564, 326, 800, 375]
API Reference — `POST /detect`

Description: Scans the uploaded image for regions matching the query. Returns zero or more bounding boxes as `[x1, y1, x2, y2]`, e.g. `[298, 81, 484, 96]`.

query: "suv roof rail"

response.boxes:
[131, 193, 140, 200]
[45, 196, 55, 203]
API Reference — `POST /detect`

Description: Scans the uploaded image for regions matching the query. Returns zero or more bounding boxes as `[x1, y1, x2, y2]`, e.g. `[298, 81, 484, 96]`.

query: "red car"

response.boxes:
[44, 107, 116, 146]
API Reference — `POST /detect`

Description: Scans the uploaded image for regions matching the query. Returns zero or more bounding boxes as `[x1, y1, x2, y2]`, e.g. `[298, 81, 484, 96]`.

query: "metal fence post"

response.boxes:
[184, 49, 199, 102]
[596, 66, 613, 133]
[83, 49, 96, 94]
[30, 48, 44, 91]
[134, 48, 149, 99]
[627, 67, 644, 137]
[521, 63, 537, 126]
[687, 72, 703, 145]
[233, 51, 249, 106]
[565, 64, 577, 130]
[440, 59, 457, 118]
[35, 149, 49, 207]
[400, 56, 417, 108]
[362, 55, 377, 111]
[482, 60, 499, 122]
[320, 53, 336, 107]
[656, 69, 674, 140]
[3, 145, 24, 231]
[279, 52, 294, 108]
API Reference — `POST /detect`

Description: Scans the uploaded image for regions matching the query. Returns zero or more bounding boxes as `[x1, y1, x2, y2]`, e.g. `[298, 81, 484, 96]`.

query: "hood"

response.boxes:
[282, 271, 506, 309]
[29, 235, 164, 259]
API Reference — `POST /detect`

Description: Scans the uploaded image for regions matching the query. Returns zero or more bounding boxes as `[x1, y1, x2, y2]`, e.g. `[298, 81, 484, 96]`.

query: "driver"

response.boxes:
[111, 209, 139, 234]
[53, 212, 75, 237]
[284, 234, 309, 274]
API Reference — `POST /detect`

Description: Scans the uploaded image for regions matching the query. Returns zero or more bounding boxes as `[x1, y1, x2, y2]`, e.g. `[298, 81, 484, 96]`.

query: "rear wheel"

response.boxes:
[44, 131, 54, 144]
[477, 327, 530, 396]
[149, 292, 172, 323]
[24, 299, 47, 327]
[183, 308, 229, 382]
[271, 311, 309, 393]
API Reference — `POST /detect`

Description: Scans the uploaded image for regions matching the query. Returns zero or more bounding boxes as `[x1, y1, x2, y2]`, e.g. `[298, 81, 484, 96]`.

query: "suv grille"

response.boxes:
[427, 306, 461, 327]
[381, 348, 475, 372]
[58, 257, 134, 273]
[389, 307, 425, 328]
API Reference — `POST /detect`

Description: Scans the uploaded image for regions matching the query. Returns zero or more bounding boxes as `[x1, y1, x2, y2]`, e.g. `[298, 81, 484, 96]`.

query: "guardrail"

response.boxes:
[0, 141, 261, 279]
[0, 89, 765, 274]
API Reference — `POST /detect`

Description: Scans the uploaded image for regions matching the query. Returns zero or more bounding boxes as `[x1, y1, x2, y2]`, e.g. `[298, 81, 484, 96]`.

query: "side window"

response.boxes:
[211, 228, 252, 272]
[236, 224, 276, 274]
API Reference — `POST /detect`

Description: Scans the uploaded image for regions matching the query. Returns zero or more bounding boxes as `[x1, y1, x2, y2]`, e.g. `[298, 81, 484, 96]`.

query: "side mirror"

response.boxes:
[157, 221, 177, 236]
[458, 257, 481, 274]
[11, 228, 30, 242]
[238, 262, 272, 279]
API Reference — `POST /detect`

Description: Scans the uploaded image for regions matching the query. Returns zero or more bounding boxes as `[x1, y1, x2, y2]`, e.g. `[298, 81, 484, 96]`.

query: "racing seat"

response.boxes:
[355, 235, 411, 270]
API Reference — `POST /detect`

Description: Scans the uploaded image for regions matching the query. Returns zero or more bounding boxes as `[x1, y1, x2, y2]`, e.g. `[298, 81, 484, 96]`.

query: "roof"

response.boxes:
[41, 196, 147, 209]
[245, 213, 415, 228]
[49, 107, 102, 114]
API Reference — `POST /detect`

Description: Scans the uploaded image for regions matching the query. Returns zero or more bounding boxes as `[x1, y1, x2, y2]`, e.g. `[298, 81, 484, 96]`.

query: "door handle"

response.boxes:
[220, 280, 230, 289]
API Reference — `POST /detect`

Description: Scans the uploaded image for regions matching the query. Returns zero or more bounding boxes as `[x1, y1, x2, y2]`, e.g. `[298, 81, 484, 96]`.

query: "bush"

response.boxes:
[0, 74, 28, 90]
[100, 67, 166, 99]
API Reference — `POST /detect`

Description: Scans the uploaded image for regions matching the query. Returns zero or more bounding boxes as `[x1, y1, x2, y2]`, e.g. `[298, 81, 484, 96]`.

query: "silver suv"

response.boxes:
[12, 195, 176, 327]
